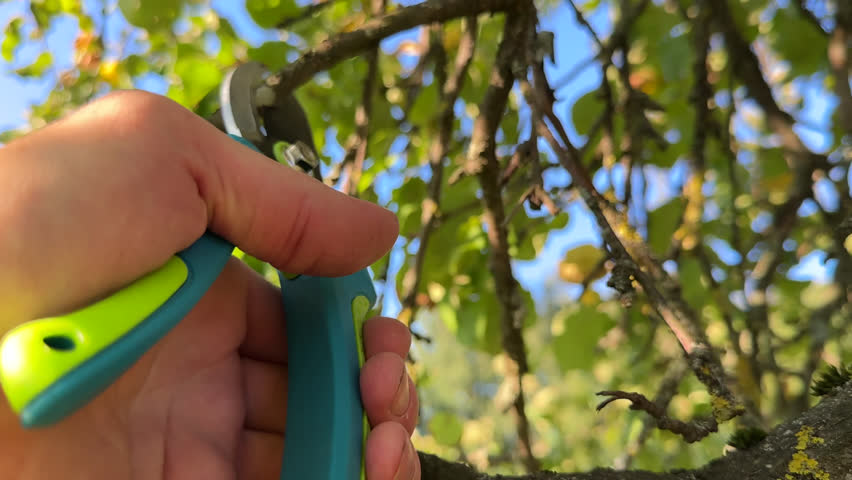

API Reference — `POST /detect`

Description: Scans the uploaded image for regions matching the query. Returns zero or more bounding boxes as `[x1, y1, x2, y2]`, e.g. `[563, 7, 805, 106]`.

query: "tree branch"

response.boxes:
[525, 66, 744, 425]
[466, 3, 539, 471]
[612, 359, 689, 469]
[267, 0, 518, 94]
[596, 390, 719, 443]
[399, 17, 478, 326]
[829, 0, 852, 134]
[706, 1, 831, 204]
[340, 0, 386, 196]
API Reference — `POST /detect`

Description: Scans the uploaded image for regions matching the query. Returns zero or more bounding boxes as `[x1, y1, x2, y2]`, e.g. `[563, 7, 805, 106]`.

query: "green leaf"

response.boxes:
[118, 0, 184, 31]
[757, 147, 788, 177]
[30, 0, 63, 30]
[248, 41, 294, 71]
[755, 147, 792, 201]
[246, 0, 301, 29]
[2, 18, 23, 62]
[428, 412, 463, 446]
[409, 81, 439, 128]
[558, 244, 605, 283]
[124, 54, 150, 77]
[726, 0, 767, 43]
[456, 291, 501, 354]
[647, 198, 685, 256]
[801, 283, 841, 311]
[170, 56, 222, 108]
[658, 36, 692, 85]
[395, 177, 427, 237]
[397, 177, 428, 204]
[216, 18, 239, 66]
[398, 203, 421, 238]
[811, 363, 852, 397]
[60, 0, 82, 13]
[15, 52, 53, 77]
[769, 6, 828, 78]
[512, 211, 569, 261]
[678, 257, 706, 309]
[552, 306, 613, 371]
[571, 89, 605, 136]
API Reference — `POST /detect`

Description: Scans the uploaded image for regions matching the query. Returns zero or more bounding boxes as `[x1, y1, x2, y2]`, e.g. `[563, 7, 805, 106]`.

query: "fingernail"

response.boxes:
[395, 441, 416, 480]
[391, 368, 409, 417]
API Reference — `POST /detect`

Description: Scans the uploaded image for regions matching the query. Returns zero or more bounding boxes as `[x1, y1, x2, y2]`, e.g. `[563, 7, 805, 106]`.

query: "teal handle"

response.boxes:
[0, 232, 233, 427]
[279, 270, 376, 480]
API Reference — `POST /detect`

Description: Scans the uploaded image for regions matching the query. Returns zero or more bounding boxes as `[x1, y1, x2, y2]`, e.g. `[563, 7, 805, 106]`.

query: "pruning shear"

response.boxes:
[0, 61, 375, 480]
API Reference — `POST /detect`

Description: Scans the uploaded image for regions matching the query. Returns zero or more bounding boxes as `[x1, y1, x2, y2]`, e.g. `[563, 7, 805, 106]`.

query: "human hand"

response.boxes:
[0, 90, 420, 479]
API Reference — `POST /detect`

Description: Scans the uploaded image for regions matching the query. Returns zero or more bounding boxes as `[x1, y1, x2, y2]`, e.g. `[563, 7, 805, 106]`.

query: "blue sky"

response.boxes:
[0, 1, 835, 317]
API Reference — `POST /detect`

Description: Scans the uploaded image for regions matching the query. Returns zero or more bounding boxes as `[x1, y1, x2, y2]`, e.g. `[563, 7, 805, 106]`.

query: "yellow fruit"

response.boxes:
[98, 60, 120, 86]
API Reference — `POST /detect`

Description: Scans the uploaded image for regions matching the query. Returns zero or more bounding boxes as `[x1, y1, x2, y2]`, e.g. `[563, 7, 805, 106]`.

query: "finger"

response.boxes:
[361, 352, 418, 433]
[363, 317, 411, 360]
[238, 261, 288, 365]
[238, 429, 284, 480]
[241, 357, 288, 434]
[365, 422, 420, 480]
[198, 121, 399, 276]
[0, 90, 397, 322]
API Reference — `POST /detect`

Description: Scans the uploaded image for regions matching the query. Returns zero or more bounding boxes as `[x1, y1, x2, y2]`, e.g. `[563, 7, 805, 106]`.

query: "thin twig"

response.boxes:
[597, 390, 719, 443]
[612, 359, 689, 469]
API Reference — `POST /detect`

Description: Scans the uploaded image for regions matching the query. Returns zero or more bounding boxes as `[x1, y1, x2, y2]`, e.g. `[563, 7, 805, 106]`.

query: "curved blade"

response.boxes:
[219, 61, 267, 146]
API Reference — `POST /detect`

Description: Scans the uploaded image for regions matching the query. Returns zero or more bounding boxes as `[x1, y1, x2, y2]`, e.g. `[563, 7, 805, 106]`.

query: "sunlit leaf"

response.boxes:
[768, 6, 828, 78]
[248, 41, 294, 71]
[2, 18, 23, 62]
[246, 0, 300, 29]
[571, 89, 605, 136]
[647, 198, 685, 256]
[552, 306, 614, 371]
[558, 244, 605, 284]
[15, 52, 53, 77]
[170, 56, 222, 108]
[118, 0, 184, 31]
[428, 412, 464, 446]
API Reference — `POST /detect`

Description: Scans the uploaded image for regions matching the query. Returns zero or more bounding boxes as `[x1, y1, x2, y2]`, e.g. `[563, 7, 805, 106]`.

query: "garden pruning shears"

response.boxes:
[0, 61, 375, 480]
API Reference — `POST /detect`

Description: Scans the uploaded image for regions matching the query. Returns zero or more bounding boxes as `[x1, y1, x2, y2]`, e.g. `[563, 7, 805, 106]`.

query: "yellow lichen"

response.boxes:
[710, 395, 744, 422]
[781, 426, 829, 480]
[795, 426, 825, 450]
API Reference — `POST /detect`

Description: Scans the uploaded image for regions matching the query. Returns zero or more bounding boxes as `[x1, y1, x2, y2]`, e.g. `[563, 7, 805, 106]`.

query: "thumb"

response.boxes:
[0, 91, 397, 323]
[195, 111, 397, 277]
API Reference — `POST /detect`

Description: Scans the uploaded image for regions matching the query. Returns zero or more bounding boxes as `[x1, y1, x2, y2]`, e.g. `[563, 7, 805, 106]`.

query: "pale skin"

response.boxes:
[0, 90, 420, 479]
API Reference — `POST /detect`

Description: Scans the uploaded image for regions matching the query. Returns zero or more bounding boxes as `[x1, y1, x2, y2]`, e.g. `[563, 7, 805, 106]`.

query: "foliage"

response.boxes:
[810, 363, 852, 397]
[726, 427, 767, 451]
[1, 0, 849, 477]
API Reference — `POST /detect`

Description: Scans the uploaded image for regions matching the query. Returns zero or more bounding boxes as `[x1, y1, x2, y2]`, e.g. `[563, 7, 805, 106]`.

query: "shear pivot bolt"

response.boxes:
[255, 85, 276, 107]
[281, 141, 320, 173]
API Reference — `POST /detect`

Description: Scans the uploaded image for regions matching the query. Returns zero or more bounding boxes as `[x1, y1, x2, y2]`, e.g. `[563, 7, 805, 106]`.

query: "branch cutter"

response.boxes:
[0, 61, 375, 480]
